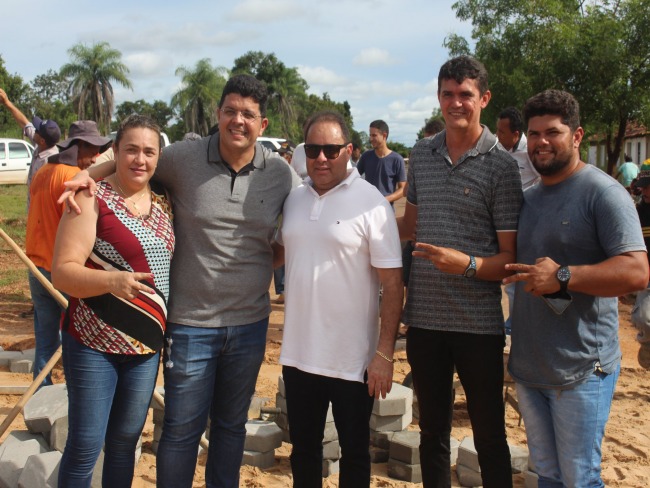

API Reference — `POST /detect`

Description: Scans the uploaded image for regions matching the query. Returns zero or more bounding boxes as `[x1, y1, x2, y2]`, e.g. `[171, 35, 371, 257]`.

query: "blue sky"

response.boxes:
[1, 0, 473, 145]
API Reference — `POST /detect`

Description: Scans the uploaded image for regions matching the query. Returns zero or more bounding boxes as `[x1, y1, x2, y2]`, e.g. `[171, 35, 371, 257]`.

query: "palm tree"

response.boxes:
[60, 42, 132, 134]
[171, 59, 229, 136]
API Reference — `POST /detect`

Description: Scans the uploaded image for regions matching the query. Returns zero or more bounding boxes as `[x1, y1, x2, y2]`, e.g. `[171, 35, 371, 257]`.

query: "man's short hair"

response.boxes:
[523, 89, 581, 132]
[498, 107, 524, 134]
[115, 114, 162, 149]
[370, 119, 389, 137]
[438, 56, 489, 95]
[352, 143, 360, 151]
[423, 119, 445, 137]
[218, 74, 269, 117]
[303, 111, 351, 143]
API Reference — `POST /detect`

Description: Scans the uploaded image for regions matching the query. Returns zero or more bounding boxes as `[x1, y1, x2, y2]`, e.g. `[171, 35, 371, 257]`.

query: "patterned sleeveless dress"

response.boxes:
[63, 179, 175, 354]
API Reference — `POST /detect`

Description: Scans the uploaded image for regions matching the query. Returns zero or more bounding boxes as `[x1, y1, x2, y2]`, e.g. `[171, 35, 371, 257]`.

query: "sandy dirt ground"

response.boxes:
[1, 208, 649, 486]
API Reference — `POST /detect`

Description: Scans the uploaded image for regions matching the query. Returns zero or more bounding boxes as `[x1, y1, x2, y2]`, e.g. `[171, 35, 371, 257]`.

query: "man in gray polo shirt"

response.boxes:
[61, 74, 299, 488]
[398, 56, 522, 487]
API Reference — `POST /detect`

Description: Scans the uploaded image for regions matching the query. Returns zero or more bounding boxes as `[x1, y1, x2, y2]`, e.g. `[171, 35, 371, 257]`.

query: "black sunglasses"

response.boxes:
[304, 143, 348, 159]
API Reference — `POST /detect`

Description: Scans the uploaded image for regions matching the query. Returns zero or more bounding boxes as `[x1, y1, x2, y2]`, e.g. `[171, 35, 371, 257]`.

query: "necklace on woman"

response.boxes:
[114, 177, 151, 223]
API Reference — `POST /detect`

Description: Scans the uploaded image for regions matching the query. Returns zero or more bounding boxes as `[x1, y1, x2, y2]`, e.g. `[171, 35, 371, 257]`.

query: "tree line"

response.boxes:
[0, 44, 365, 148]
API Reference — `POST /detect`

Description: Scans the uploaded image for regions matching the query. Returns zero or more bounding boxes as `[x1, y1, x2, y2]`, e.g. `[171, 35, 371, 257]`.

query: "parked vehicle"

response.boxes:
[257, 137, 286, 152]
[0, 138, 34, 185]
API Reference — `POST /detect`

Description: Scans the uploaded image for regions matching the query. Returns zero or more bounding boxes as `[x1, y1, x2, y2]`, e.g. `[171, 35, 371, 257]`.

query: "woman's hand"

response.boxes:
[108, 272, 155, 300]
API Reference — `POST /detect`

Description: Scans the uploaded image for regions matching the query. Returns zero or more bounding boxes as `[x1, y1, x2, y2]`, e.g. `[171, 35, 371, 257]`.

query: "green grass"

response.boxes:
[0, 185, 29, 297]
[0, 184, 28, 243]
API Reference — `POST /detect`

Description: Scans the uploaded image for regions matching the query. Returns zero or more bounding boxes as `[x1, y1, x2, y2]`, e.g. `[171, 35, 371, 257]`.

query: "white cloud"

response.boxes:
[124, 52, 168, 77]
[353, 48, 398, 67]
[226, 0, 306, 23]
[297, 66, 348, 89]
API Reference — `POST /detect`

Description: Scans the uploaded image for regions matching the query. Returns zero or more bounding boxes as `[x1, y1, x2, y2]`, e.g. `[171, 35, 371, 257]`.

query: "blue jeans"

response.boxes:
[516, 364, 620, 488]
[273, 265, 285, 295]
[157, 319, 268, 488]
[58, 331, 160, 487]
[283, 366, 374, 487]
[28, 268, 64, 386]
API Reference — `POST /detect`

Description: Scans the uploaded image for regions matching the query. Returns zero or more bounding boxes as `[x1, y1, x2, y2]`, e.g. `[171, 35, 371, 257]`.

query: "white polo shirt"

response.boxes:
[277, 169, 402, 382]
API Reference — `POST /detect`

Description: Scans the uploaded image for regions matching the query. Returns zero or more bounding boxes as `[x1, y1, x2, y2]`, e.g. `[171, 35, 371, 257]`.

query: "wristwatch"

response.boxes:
[464, 255, 477, 278]
[556, 265, 571, 293]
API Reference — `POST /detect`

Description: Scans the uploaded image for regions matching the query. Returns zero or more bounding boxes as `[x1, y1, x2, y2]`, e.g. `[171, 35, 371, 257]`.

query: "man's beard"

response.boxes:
[532, 151, 572, 176]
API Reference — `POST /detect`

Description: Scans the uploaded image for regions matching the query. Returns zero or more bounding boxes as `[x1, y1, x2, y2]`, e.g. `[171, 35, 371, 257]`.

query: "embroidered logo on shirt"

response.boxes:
[464, 188, 471, 196]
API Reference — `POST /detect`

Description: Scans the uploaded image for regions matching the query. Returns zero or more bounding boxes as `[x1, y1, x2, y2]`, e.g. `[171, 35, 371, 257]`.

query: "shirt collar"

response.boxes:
[308, 168, 359, 197]
[207, 132, 267, 172]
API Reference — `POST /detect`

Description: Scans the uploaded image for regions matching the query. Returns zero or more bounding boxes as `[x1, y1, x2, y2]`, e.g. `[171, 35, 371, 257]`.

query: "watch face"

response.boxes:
[465, 268, 477, 278]
[557, 266, 571, 282]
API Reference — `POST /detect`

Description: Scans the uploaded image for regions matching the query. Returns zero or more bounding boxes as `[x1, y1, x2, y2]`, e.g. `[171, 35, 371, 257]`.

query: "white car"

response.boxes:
[257, 137, 286, 152]
[0, 138, 35, 185]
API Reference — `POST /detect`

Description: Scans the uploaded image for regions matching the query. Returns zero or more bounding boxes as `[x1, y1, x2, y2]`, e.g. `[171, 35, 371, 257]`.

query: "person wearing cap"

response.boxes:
[0, 87, 61, 208]
[277, 140, 295, 164]
[26, 120, 111, 386]
[631, 160, 650, 344]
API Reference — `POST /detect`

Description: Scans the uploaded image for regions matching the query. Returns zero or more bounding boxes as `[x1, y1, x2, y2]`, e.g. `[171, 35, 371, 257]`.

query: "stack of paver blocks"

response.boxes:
[275, 375, 341, 477]
[455, 436, 529, 487]
[0, 348, 35, 375]
[0, 384, 141, 487]
[242, 420, 283, 469]
[369, 382, 413, 465]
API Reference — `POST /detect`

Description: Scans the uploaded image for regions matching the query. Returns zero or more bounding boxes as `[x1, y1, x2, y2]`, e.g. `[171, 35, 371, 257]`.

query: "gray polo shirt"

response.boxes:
[153, 134, 299, 328]
[403, 126, 523, 334]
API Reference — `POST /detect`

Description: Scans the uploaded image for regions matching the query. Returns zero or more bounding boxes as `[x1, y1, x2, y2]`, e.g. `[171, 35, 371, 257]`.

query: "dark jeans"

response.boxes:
[406, 327, 512, 488]
[283, 366, 374, 488]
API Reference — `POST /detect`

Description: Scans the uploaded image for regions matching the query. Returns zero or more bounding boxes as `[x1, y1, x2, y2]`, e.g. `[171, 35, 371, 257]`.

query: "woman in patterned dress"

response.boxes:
[52, 114, 174, 487]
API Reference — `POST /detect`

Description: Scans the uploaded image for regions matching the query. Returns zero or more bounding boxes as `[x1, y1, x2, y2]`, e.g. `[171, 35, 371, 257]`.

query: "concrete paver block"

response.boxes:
[244, 420, 283, 453]
[0, 431, 48, 459]
[387, 458, 422, 483]
[49, 415, 68, 453]
[389, 431, 420, 464]
[322, 440, 340, 460]
[372, 383, 413, 416]
[369, 446, 389, 464]
[23, 384, 68, 435]
[10, 359, 33, 374]
[369, 410, 412, 432]
[0, 436, 49, 488]
[450, 436, 460, 466]
[370, 430, 395, 450]
[242, 449, 275, 469]
[322, 459, 339, 477]
[275, 412, 289, 431]
[149, 386, 165, 410]
[21, 349, 35, 360]
[509, 444, 529, 473]
[457, 436, 480, 472]
[456, 463, 483, 487]
[153, 425, 163, 442]
[524, 469, 539, 488]
[275, 392, 287, 414]
[0, 351, 24, 367]
[323, 421, 338, 442]
[17, 450, 61, 488]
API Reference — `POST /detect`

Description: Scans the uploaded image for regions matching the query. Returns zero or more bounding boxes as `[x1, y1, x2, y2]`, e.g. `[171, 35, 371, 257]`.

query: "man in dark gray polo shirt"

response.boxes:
[398, 56, 522, 488]
[61, 75, 299, 488]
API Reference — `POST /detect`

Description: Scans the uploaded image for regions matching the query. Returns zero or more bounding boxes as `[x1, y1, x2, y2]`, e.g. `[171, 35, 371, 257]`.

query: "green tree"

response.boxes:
[28, 69, 76, 133]
[449, 0, 650, 174]
[60, 42, 133, 134]
[114, 99, 174, 132]
[387, 141, 411, 159]
[232, 51, 309, 140]
[171, 58, 228, 136]
[0, 56, 31, 137]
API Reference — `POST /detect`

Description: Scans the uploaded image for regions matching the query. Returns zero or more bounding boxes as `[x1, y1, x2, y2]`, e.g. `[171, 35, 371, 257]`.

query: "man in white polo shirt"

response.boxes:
[275, 110, 403, 487]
